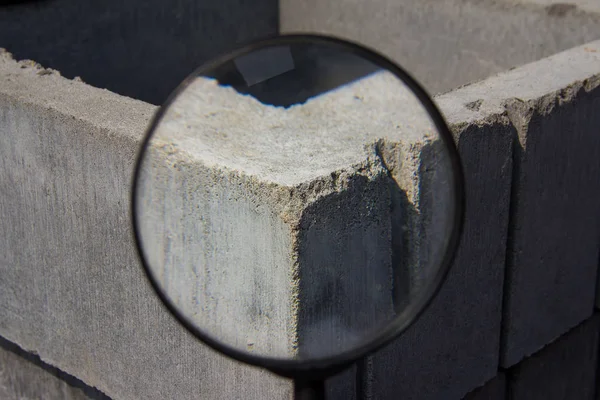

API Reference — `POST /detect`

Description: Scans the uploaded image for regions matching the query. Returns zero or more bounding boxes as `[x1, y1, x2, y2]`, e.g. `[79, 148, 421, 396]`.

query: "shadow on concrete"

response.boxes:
[0, 0, 278, 105]
[205, 43, 381, 108]
[0, 0, 53, 6]
[292, 143, 451, 358]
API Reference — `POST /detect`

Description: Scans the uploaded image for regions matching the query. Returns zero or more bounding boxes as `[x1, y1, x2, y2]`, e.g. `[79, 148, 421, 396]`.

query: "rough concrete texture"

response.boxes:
[0, 0, 278, 105]
[137, 68, 456, 359]
[499, 44, 600, 367]
[366, 39, 600, 399]
[463, 373, 506, 400]
[437, 39, 600, 368]
[0, 50, 293, 400]
[326, 364, 357, 400]
[507, 315, 600, 400]
[366, 105, 514, 400]
[0, 341, 103, 400]
[280, 0, 600, 95]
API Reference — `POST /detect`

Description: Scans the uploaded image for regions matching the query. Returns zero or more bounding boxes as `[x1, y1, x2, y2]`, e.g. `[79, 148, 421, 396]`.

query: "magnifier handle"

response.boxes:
[294, 378, 326, 400]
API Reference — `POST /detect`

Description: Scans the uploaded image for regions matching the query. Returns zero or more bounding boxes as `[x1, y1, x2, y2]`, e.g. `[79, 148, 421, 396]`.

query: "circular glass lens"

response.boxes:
[133, 36, 463, 365]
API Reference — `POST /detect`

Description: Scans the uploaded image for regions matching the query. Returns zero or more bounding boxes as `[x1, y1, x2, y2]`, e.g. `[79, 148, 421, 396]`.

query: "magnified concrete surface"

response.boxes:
[136, 69, 456, 360]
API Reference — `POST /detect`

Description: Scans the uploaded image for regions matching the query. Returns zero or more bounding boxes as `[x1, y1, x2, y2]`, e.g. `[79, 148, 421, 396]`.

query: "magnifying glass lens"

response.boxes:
[133, 38, 461, 365]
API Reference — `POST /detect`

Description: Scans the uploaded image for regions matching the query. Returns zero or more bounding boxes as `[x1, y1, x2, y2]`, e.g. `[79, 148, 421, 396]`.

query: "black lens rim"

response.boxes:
[130, 33, 466, 378]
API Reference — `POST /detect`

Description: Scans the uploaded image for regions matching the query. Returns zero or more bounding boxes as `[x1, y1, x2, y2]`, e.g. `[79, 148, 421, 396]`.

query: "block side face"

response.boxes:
[368, 122, 514, 400]
[0, 96, 292, 400]
[295, 168, 394, 358]
[502, 84, 600, 367]
[138, 144, 296, 357]
[507, 315, 600, 400]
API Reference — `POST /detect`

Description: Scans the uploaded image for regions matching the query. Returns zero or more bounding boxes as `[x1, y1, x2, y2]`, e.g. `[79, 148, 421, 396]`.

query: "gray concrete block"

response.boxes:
[326, 364, 357, 400]
[137, 69, 453, 359]
[0, 337, 107, 400]
[0, 0, 278, 105]
[364, 39, 600, 400]
[0, 47, 456, 397]
[280, 0, 600, 94]
[439, 38, 600, 368]
[507, 315, 600, 400]
[500, 48, 600, 368]
[0, 50, 293, 400]
[365, 118, 514, 400]
[463, 373, 506, 400]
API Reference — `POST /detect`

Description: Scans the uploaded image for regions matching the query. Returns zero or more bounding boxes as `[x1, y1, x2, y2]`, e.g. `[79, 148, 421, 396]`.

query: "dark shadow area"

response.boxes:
[498, 120, 523, 368]
[500, 86, 600, 367]
[0, 0, 51, 6]
[504, 316, 600, 400]
[293, 170, 417, 359]
[0, 0, 278, 105]
[0, 334, 112, 400]
[360, 123, 514, 400]
[204, 43, 381, 108]
[389, 173, 414, 314]
[462, 373, 507, 399]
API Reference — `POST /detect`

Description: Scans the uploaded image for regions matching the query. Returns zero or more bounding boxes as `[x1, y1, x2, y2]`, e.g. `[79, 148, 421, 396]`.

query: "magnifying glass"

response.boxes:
[131, 34, 464, 399]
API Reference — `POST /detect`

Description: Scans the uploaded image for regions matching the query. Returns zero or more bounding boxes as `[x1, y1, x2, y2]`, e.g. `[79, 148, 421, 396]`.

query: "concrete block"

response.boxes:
[280, 0, 600, 94]
[365, 110, 514, 399]
[499, 43, 600, 367]
[138, 69, 453, 359]
[506, 315, 600, 400]
[463, 373, 506, 400]
[436, 39, 600, 368]
[0, 336, 106, 400]
[0, 50, 292, 400]
[364, 39, 600, 399]
[0, 47, 455, 397]
[0, 0, 278, 105]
